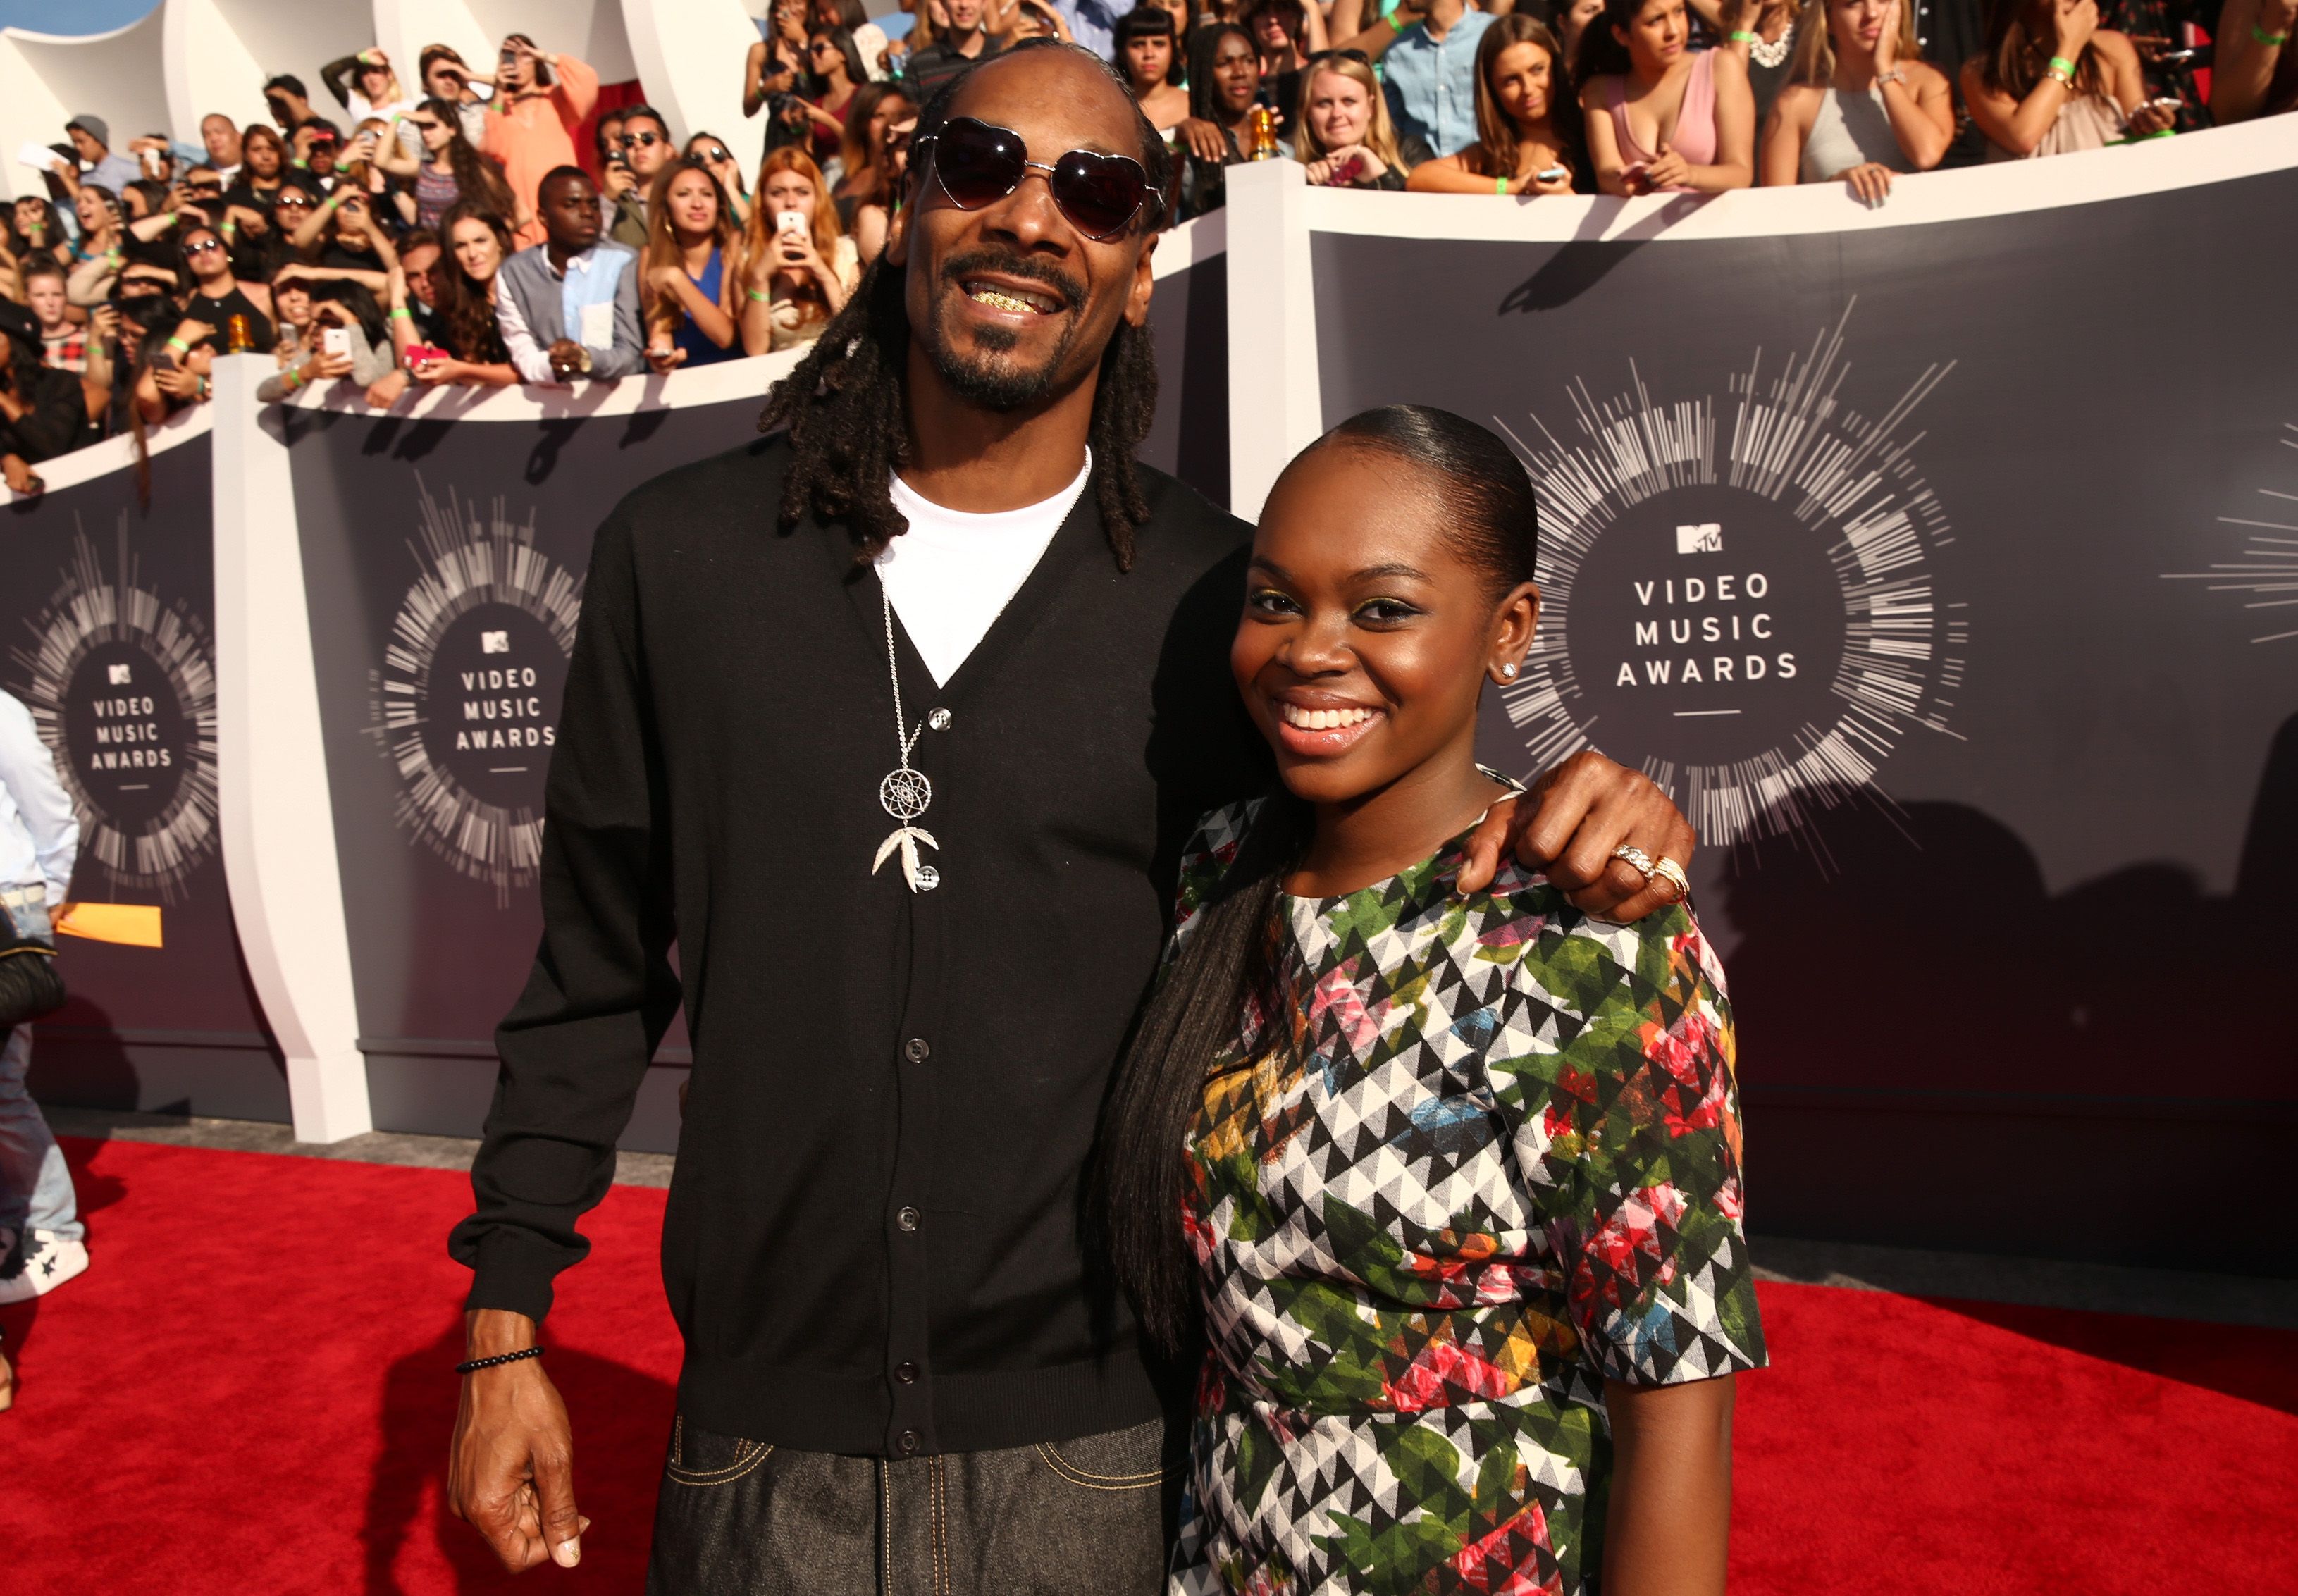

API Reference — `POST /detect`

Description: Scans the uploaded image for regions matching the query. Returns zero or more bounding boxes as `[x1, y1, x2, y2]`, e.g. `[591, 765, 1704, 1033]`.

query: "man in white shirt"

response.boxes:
[0, 689, 87, 1308]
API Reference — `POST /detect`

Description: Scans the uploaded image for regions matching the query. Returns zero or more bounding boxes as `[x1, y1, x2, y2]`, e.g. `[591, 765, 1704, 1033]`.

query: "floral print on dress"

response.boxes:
[1165, 800, 1766, 1596]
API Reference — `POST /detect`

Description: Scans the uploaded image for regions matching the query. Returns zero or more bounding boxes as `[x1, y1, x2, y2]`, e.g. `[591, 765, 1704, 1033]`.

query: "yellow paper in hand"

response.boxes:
[54, 903, 164, 949]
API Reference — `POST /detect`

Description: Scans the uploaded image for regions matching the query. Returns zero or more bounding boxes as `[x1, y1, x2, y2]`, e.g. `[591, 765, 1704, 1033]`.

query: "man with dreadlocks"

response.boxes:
[445, 39, 1696, 1594]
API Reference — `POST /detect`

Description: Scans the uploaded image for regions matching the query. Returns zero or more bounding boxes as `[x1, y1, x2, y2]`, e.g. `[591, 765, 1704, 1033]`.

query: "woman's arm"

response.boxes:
[1672, 49, 1754, 190]
[2092, 30, 2176, 128]
[740, 278, 779, 357]
[1960, 0, 2096, 154]
[1581, 82, 1636, 195]
[853, 204, 891, 264]
[1757, 90, 1808, 186]
[1603, 1377, 1736, 1596]
[1878, 62, 1958, 168]
[649, 264, 739, 349]
[66, 252, 119, 307]
[290, 192, 340, 252]
[2212, 0, 2296, 121]
[319, 54, 363, 112]
[1409, 152, 1508, 192]
[548, 54, 603, 127]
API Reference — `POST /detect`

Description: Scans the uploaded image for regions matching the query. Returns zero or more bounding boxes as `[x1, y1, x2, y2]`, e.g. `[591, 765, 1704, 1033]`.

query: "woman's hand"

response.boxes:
[412, 354, 464, 385]
[1176, 117, 1231, 163]
[365, 368, 412, 408]
[1309, 144, 1386, 185]
[1639, 139, 1691, 191]
[2125, 96, 2177, 134]
[1524, 163, 1576, 195]
[1833, 160, 1894, 202]
[2052, 0, 2099, 62]
[1872, 0, 1901, 71]
[645, 343, 689, 374]
[3, 454, 44, 499]
[153, 361, 206, 401]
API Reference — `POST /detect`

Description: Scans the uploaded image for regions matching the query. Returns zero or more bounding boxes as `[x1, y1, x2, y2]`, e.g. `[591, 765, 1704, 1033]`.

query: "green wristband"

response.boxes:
[388, 306, 413, 320]
[2048, 54, 2077, 75]
[2256, 23, 2291, 43]
[1496, 175, 1508, 194]
[1729, 28, 1760, 41]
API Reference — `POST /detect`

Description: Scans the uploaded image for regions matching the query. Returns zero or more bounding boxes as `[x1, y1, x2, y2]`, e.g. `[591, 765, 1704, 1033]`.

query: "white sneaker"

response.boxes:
[0, 1230, 87, 1305]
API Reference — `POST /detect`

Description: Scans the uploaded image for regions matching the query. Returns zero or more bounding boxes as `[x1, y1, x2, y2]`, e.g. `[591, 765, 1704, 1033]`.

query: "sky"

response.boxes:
[0, 0, 158, 35]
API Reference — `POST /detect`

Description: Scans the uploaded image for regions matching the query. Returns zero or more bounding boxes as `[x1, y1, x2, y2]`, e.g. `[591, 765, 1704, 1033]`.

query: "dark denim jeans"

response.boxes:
[645, 1416, 1178, 1595]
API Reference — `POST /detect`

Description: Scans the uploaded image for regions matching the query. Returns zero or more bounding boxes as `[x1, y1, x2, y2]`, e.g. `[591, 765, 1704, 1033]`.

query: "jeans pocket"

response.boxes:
[663, 1415, 776, 1488]
[1033, 1421, 1168, 1492]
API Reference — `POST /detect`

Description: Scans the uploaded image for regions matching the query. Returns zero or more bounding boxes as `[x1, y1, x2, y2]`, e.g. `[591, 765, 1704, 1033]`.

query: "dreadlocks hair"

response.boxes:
[756, 39, 1175, 573]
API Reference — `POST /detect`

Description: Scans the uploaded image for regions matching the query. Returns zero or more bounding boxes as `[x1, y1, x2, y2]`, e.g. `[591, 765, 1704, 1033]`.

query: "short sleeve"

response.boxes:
[1509, 903, 1766, 1387]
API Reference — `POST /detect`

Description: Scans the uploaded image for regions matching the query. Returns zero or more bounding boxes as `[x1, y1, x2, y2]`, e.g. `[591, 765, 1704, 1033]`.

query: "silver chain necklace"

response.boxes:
[871, 590, 940, 891]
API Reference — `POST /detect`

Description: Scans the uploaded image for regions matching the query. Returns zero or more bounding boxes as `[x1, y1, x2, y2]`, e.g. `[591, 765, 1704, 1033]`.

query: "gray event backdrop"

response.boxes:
[11, 134, 2293, 1269]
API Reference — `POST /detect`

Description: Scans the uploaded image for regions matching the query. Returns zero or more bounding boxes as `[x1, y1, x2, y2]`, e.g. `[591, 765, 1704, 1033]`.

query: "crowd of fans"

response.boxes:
[0, 0, 2286, 494]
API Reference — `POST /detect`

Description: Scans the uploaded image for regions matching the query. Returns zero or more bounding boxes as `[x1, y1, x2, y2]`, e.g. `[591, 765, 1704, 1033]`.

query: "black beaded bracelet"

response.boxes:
[457, 1345, 545, 1375]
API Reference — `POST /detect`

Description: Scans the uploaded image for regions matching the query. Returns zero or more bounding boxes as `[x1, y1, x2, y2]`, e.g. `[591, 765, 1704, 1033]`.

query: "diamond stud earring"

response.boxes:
[1500, 662, 1517, 679]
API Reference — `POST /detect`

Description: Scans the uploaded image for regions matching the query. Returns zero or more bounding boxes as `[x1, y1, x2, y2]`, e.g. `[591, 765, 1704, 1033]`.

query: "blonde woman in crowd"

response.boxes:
[1410, 16, 1583, 192]
[739, 147, 859, 354]
[1296, 51, 1429, 187]
[1960, 0, 2171, 158]
[1760, 0, 1952, 202]
[642, 158, 746, 371]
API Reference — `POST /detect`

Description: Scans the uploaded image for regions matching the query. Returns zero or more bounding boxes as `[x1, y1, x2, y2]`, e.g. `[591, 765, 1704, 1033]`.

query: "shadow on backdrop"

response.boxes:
[1724, 712, 2298, 1282]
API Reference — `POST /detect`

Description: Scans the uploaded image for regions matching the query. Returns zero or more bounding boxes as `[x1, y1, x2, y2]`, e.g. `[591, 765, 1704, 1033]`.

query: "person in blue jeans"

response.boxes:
[0, 687, 85, 1345]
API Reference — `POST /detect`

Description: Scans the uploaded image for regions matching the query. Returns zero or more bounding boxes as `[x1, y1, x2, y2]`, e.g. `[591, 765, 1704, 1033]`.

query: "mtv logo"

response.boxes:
[1676, 523, 1723, 555]
[480, 630, 509, 655]
[107, 664, 132, 686]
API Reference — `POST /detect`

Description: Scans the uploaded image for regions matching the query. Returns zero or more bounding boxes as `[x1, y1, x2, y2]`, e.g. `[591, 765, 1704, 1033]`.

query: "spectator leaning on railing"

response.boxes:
[1960, 0, 2171, 158]
[259, 275, 400, 405]
[1409, 15, 1581, 189]
[481, 35, 602, 247]
[495, 166, 643, 385]
[407, 202, 520, 389]
[1760, 0, 1953, 204]
[1580, 0, 1755, 193]
[738, 147, 857, 353]
[641, 159, 746, 371]
[2211, 0, 2296, 118]
[1299, 47, 1432, 187]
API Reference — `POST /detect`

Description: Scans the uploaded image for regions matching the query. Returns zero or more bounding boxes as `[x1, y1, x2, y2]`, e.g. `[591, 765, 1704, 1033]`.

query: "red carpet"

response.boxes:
[3, 1136, 2294, 1595]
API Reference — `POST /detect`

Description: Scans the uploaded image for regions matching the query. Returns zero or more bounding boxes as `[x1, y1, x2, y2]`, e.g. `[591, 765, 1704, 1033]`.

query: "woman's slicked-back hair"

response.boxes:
[1306, 405, 1539, 598]
[1095, 404, 1539, 1357]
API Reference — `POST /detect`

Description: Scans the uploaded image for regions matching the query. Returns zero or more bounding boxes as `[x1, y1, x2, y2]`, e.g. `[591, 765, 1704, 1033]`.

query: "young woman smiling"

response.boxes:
[1101, 405, 1763, 1596]
[1579, 0, 1755, 194]
[1761, 0, 1953, 204]
[1410, 16, 1583, 193]
[407, 201, 519, 388]
[642, 159, 745, 370]
[1295, 51, 1428, 188]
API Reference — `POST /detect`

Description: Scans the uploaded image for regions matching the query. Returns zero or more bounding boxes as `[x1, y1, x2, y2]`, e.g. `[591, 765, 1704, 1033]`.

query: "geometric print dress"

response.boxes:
[1163, 800, 1767, 1596]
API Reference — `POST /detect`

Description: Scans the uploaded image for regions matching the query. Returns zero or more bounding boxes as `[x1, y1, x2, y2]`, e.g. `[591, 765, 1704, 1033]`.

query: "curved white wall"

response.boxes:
[1, 9, 173, 201]
[165, 0, 376, 155]
[624, 0, 762, 166]
[376, 0, 636, 107]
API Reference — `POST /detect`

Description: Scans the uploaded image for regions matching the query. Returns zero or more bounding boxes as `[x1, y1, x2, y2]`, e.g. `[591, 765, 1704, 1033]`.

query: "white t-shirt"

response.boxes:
[879, 452, 1092, 686]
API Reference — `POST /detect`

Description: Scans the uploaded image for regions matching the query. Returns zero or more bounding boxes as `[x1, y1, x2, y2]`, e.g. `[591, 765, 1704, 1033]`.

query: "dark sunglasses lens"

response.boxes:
[934, 120, 1025, 208]
[1053, 151, 1147, 237]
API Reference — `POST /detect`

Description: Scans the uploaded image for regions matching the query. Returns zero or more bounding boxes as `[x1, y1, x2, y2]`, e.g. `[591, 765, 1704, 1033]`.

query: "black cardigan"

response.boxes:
[451, 434, 1270, 1457]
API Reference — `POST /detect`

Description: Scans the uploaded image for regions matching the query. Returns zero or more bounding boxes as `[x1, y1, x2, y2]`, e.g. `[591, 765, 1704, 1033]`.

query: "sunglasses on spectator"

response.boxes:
[620, 130, 664, 148]
[918, 117, 1161, 241]
[185, 238, 224, 256]
[409, 118, 441, 132]
[1305, 48, 1372, 65]
[188, 183, 223, 197]
[276, 194, 314, 208]
[703, 147, 733, 163]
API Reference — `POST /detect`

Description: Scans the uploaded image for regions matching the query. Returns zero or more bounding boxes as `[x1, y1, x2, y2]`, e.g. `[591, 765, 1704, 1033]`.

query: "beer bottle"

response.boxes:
[226, 314, 254, 354]
[1248, 94, 1280, 161]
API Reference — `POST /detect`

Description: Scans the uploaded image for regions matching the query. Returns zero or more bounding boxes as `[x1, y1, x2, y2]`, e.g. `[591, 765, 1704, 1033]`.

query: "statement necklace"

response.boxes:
[872, 589, 940, 892]
[1749, 22, 1795, 66]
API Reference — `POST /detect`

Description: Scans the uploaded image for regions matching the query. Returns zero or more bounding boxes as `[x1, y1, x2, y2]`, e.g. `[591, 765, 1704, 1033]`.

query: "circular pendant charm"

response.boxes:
[879, 766, 932, 821]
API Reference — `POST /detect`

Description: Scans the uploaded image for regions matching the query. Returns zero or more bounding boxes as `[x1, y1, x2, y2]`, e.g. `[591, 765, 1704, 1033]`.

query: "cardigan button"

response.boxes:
[897, 1205, 921, 1232]
[905, 1037, 931, 1062]
[895, 1361, 918, 1385]
[927, 708, 951, 731]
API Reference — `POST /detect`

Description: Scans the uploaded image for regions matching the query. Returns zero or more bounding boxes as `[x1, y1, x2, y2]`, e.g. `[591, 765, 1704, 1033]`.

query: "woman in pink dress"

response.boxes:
[1578, 0, 1755, 194]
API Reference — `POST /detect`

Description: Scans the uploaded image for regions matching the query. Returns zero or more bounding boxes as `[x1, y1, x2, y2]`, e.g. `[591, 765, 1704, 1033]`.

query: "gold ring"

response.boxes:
[1650, 856, 1689, 902]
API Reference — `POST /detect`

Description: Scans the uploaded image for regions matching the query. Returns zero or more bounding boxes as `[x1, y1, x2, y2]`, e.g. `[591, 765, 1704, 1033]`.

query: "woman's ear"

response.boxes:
[1488, 581, 1541, 684]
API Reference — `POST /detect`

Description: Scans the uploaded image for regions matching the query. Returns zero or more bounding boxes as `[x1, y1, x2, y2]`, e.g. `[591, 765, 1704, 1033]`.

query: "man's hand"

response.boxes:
[1458, 750, 1696, 920]
[3, 453, 44, 499]
[545, 339, 588, 381]
[447, 1309, 591, 1571]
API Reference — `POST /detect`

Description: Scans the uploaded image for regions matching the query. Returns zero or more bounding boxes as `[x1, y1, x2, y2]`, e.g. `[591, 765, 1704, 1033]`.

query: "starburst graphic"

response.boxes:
[2159, 421, 2298, 644]
[7, 523, 218, 901]
[1495, 304, 1967, 849]
[369, 479, 583, 903]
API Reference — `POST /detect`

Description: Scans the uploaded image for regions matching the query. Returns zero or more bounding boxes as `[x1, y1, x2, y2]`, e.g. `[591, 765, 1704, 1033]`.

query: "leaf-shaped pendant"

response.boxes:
[872, 824, 941, 891]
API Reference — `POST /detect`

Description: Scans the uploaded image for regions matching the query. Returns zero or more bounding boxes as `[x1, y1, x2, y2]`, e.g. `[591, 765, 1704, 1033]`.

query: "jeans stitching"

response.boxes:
[932, 1454, 949, 1596]
[664, 1437, 774, 1486]
[1033, 1442, 1166, 1490]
